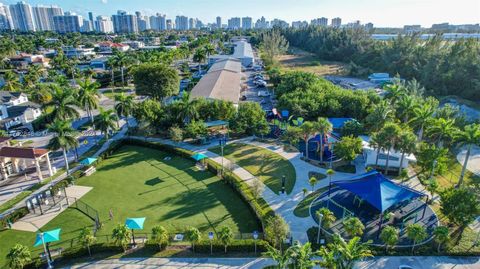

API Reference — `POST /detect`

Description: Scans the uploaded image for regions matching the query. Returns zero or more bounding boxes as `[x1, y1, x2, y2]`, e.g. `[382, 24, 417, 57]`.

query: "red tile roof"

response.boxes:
[0, 147, 49, 159]
[0, 137, 11, 143]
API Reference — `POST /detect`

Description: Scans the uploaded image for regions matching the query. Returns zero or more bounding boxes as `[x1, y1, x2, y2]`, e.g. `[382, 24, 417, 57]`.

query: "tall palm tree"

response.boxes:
[111, 50, 130, 87]
[299, 121, 315, 160]
[396, 129, 417, 174]
[47, 120, 79, 174]
[111, 224, 131, 252]
[320, 235, 373, 269]
[289, 242, 316, 269]
[426, 117, 458, 148]
[77, 78, 100, 123]
[396, 95, 418, 123]
[406, 223, 427, 254]
[369, 132, 384, 166]
[95, 108, 117, 140]
[409, 98, 437, 141]
[45, 85, 80, 121]
[263, 243, 291, 269]
[366, 100, 394, 132]
[455, 123, 480, 187]
[2, 71, 21, 92]
[114, 93, 135, 127]
[315, 117, 333, 163]
[193, 48, 207, 73]
[379, 225, 399, 254]
[204, 43, 216, 57]
[384, 83, 406, 105]
[378, 122, 402, 174]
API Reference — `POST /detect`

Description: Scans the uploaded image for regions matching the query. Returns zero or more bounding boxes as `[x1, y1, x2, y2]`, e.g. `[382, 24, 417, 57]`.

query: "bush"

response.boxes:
[194, 239, 268, 253]
[0, 207, 29, 230]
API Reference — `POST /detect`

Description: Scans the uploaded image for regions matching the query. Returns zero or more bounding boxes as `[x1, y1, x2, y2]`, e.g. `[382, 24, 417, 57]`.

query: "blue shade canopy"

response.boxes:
[328, 118, 354, 129]
[125, 218, 146, 230]
[80, 157, 97, 165]
[34, 228, 61, 247]
[333, 171, 425, 213]
[192, 153, 207, 161]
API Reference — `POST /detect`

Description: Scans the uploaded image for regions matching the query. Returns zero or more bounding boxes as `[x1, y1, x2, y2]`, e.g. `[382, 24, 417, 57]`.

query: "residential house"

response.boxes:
[0, 92, 42, 131]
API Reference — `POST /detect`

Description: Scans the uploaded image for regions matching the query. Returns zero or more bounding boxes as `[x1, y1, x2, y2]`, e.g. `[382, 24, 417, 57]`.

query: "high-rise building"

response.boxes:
[331, 17, 342, 27]
[292, 21, 308, 29]
[311, 17, 328, 26]
[0, 3, 13, 30]
[255, 16, 269, 29]
[242, 17, 252, 29]
[149, 14, 166, 31]
[53, 12, 83, 33]
[88, 12, 94, 22]
[166, 19, 173, 30]
[227, 17, 241, 29]
[216, 16, 221, 29]
[189, 17, 197, 29]
[271, 19, 289, 28]
[95, 15, 114, 33]
[364, 22, 374, 31]
[9, 1, 35, 32]
[175, 15, 188, 30]
[32, 5, 63, 31]
[112, 10, 138, 33]
[135, 11, 150, 31]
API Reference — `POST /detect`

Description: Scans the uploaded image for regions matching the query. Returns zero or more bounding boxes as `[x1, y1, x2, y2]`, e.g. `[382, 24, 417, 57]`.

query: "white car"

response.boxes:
[258, 91, 270, 97]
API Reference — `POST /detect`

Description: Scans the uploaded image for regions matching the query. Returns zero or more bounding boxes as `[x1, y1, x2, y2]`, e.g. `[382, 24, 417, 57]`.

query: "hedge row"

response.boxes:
[193, 239, 268, 253]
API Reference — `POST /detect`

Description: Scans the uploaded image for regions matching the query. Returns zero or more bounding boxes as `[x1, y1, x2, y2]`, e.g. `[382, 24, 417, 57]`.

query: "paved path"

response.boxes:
[356, 256, 480, 269]
[129, 136, 360, 242]
[67, 258, 274, 269]
[457, 145, 480, 176]
[11, 185, 92, 232]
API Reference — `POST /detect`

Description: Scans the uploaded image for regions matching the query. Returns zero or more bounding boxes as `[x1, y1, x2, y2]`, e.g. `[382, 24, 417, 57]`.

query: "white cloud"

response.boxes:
[101, 0, 108, 4]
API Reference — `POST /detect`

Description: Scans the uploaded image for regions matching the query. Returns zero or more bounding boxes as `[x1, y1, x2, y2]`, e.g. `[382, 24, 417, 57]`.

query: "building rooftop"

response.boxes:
[0, 147, 49, 159]
[232, 41, 254, 59]
[6, 102, 41, 118]
[190, 69, 242, 104]
[208, 58, 241, 73]
[0, 92, 24, 104]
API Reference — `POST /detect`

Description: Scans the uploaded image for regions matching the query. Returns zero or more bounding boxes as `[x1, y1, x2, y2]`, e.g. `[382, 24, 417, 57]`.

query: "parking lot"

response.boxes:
[240, 62, 274, 113]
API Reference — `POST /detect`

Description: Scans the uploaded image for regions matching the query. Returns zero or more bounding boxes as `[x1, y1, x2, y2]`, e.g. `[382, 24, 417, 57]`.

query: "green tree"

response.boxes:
[47, 120, 79, 173]
[299, 121, 315, 160]
[184, 120, 207, 140]
[335, 135, 363, 163]
[378, 122, 402, 174]
[185, 227, 202, 252]
[433, 226, 450, 253]
[416, 143, 449, 176]
[365, 100, 393, 132]
[231, 102, 269, 136]
[169, 126, 183, 143]
[315, 117, 333, 162]
[317, 207, 336, 230]
[309, 176, 317, 192]
[426, 117, 458, 148]
[406, 223, 427, 254]
[340, 119, 364, 137]
[289, 241, 316, 269]
[77, 78, 100, 124]
[112, 224, 132, 252]
[440, 187, 480, 232]
[379, 225, 399, 254]
[318, 235, 372, 269]
[193, 48, 206, 73]
[7, 244, 31, 269]
[264, 214, 290, 249]
[409, 98, 438, 141]
[45, 85, 80, 121]
[455, 124, 480, 187]
[111, 50, 132, 87]
[132, 63, 179, 101]
[281, 126, 301, 147]
[396, 129, 417, 174]
[95, 108, 117, 139]
[260, 29, 289, 66]
[151, 225, 169, 250]
[263, 243, 291, 269]
[2, 71, 21, 92]
[396, 95, 418, 123]
[343, 217, 365, 238]
[218, 226, 233, 253]
[114, 93, 135, 128]
[79, 227, 96, 256]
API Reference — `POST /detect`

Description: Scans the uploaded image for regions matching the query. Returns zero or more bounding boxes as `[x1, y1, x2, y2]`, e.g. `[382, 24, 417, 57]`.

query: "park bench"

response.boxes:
[82, 166, 96, 177]
[39, 248, 63, 260]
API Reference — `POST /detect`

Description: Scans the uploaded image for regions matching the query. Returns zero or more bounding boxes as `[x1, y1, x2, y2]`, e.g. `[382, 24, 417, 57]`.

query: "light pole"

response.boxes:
[281, 175, 286, 194]
[219, 136, 226, 175]
[208, 231, 214, 255]
[317, 213, 323, 244]
[253, 230, 258, 254]
[40, 233, 53, 269]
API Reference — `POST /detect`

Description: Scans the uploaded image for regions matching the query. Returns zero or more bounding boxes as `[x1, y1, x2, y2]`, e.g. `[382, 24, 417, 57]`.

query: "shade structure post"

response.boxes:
[132, 229, 136, 246]
[377, 213, 383, 239]
[40, 233, 53, 269]
[422, 196, 429, 219]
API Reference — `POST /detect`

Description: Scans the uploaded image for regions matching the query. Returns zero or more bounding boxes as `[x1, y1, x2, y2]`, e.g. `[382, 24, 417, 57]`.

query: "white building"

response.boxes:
[0, 3, 13, 30]
[216, 16, 222, 28]
[112, 10, 138, 33]
[53, 13, 83, 33]
[175, 15, 188, 30]
[292, 21, 308, 29]
[209, 40, 254, 67]
[228, 17, 241, 29]
[0, 92, 42, 131]
[9, 1, 35, 32]
[311, 17, 328, 26]
[149, 14, 166, 31]
[242, 17, 252, 29]
[95, 15, 114, 33]
[361, 135, 416, 171]
[32, 5, 63, 31]
[331, 17, 342, 27]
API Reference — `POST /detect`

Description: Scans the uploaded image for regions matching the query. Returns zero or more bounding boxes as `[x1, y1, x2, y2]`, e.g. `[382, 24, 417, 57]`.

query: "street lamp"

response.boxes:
[253, 230, 258, 254]
[219, 136, 227, 175]
[208, 231, 214, 255]
[281, 175, 286, 194]
[317, 213, 324, 244]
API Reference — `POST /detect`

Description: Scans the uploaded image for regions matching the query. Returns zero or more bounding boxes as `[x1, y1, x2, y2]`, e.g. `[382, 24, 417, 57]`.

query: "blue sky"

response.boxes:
[3, 0, 480, 27]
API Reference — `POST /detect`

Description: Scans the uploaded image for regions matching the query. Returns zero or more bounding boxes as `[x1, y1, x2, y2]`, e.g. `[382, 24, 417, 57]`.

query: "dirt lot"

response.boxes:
[277, 47, 347, 76]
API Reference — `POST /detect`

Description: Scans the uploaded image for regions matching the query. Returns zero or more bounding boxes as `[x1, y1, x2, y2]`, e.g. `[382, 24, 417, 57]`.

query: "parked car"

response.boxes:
[258, 90, 270, 97]
[240, 95, 247, 101]
[256, 81, 267, 87]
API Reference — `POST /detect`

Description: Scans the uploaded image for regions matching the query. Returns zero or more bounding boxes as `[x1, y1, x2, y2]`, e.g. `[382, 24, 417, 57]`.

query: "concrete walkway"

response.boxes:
[11, 185, 92, 232]
[67, 258, 274, 269]
[457, 145, 480, 176]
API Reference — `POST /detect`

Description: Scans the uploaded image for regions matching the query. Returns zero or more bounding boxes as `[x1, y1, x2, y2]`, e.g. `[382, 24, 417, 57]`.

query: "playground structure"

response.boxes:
[309, 171, 438, 247]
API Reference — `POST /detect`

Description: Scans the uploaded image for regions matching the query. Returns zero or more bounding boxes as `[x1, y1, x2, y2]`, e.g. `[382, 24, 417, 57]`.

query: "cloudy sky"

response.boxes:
[3, 0, 480, 27]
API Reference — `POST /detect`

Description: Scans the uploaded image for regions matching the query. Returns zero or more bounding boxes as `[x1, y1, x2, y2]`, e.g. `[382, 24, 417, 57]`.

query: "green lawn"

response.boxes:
[0, 145, 258, 266]
[209, 143, 296, 194]
[102, 88, 134, 99]
[293, 187, 328, 218]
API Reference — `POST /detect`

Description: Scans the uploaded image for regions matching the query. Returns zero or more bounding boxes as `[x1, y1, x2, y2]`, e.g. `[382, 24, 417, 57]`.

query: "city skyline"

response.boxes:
[0, 0, 479, 28]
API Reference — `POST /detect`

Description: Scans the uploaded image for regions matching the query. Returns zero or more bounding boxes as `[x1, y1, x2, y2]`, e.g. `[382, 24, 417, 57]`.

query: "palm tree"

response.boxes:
[369, 132, 384, 166]
[3, 70, 21, 92]
[343, 217, 365, 238]
[95, 108, 118, 140]
[79, 227, 96, 256]
[45, 85, 80, 121]
[218, 226, 233, 253]
[409, 98, 437, 141]
[185, 227, 202, 252]
[299, 121, 315, 160]
[366, 100, 394, 132]
[455, 124, 480, 187]
[396, 129, 417, 174]
[315, 117, 333, 162]
[193, 48, 207, 73]
[77, 78, 100, 124]
[317, 246, 337, 269]
[112, 224, 132, 252]
[7, 244, 31, 269]
[378, 122, 402, 174]
[433, 226, 450, 253]
[379, 225, 399, 254]
[426, 117, 458, 148]
[406, 223, 427, 254]
[309, 176, 317, 192]
[317, 207, 336, 233]
[263, 243, 291, 269]
[384, 83, 406, 105]
[204, 43, 216, 58]
[111, 50, 131, 87]
[320, 235, 373, 269]
[289, 241, 316, 269]
[47, 120, 79, 174]
[151, 225, 169, 251]
[396, 95, 418, 123]
[114, 93, 135, 128]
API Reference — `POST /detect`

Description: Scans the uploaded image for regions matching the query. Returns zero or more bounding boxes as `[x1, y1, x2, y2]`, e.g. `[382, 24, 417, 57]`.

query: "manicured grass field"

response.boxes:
[0, 145, 259, 266]
[209, 143, 296, 194]
[277, 47, 347, 76]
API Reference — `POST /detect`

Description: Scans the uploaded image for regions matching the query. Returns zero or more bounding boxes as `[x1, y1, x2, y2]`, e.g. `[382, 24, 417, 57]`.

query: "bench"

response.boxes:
[82, 166, 96, 177]
[39, 248, 63, 260]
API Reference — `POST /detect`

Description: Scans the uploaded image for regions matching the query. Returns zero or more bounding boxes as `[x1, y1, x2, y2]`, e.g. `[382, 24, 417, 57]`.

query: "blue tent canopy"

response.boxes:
[34, 228, 61, 247]
[80, 157, 97, 165]
[125, 217, 146, 230]
[192, 153, 207, 161]
[333, 171, 425, 213]
[328, 118, 354, 130]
